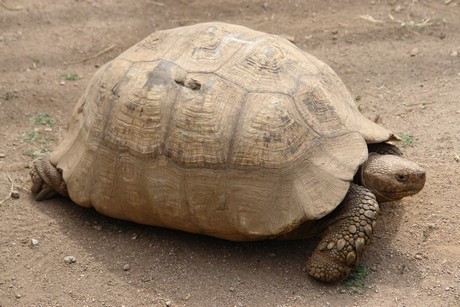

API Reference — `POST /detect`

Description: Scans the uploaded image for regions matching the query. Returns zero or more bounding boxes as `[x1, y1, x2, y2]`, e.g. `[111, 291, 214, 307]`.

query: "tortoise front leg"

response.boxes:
[30, 155, 68, 201]
[306, 184, 379, 282]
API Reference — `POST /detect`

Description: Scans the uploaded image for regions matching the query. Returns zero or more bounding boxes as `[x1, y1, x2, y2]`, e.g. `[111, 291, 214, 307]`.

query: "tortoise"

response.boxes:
[30, 22, 425, 282]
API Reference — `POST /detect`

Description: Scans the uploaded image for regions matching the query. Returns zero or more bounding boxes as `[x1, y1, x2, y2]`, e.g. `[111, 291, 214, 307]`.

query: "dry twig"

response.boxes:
[404, 101, 438, 107]
[64, 44, 117, 65]
[359, 15, 384, 23]
[0, 171, 14, 205]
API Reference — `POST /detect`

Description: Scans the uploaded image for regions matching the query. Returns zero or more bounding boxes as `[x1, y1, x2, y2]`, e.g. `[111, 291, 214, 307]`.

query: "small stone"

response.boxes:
[10, 190, 20, 198]
[64, 256, 76, 264]
[394, 5, 403, 12]
[15, 293, 21, 299]
[59, 81, 66, 85]
[31, 239, 39, 247]
[0, 153, 6, 158]
[450, 50, 458, 57]
[229, 287, 235, 292]
[409, 47, 419, 57]
[414, 254, 423, 260]
[123, 264, 130, 271]
[165, 300, 172, 307]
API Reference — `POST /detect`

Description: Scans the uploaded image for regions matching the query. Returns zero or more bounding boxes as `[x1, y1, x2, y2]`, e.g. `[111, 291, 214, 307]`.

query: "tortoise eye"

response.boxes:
[395, 174, 407, 182]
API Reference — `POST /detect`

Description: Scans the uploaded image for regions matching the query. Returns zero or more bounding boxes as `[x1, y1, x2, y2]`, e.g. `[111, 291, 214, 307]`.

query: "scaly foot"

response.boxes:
[306, 184, 379, 282]
[30, 155, 68, 201]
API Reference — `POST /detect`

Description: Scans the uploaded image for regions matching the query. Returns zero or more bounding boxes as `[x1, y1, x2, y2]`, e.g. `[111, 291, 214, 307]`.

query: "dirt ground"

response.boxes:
[0, 0, 459, 306]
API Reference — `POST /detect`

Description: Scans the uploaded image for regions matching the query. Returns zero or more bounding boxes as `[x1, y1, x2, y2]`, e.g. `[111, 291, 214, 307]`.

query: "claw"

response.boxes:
[35, 185, 58, 201]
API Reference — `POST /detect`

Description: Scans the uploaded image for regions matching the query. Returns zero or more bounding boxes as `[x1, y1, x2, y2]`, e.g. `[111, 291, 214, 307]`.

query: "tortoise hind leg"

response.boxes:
[306, 184, 379, 282]
[30, 155, 68, 201]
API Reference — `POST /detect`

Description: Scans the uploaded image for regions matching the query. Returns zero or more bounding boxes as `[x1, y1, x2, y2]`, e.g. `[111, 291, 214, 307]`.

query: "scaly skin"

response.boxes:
[30, 155, 68, 201]
[307, 184, 379, 282]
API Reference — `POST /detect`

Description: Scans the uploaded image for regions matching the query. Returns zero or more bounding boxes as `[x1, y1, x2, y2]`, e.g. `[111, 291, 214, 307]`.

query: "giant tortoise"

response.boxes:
[30, 22, 425, 282]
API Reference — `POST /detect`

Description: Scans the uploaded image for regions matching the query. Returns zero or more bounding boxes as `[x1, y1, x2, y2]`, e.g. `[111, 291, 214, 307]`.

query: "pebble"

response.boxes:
[394, 5, 403, 12]
[64, 256, 76, 264]
[10, 190, 20, 199]
[0, 153, 5, 158]
[414, 254, 423, 260]
[31, 239, 39, 247]
[450, 50, 458, 57]
[15, 293, 21, 299]
[165, 300, 172, 307]
[123, 264, 131, 271]
[409, 47, 419, 57]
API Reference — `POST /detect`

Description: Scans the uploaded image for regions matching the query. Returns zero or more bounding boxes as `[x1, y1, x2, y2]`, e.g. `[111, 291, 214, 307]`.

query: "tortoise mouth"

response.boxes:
[376, 186, 424, 202]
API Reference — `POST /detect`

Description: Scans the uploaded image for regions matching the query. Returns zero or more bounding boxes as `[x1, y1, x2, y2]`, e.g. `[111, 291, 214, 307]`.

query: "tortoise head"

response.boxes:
[359, 153, 426, 203]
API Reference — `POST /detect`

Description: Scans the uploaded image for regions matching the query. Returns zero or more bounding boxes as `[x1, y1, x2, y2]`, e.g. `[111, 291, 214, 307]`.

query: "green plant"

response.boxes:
[23, 131, 42, 143]
[25, 147, 51, 159]
[23, 131, 55, 144]
[25, 149, 38, 159]
[24, 113, 57, 160]
[31, 112, 56, 127]
[343, 264, 372, 294]
[402, 18, 432, 32]
[61, 72, 79, 81]
[397, 133, 414, 147]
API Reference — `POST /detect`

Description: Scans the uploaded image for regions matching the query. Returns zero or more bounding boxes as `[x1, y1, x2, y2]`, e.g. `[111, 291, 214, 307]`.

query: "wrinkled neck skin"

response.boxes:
[357, 153, 426, 203]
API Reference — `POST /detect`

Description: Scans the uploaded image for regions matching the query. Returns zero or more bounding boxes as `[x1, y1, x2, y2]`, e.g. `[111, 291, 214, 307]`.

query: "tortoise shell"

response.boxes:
[51, 22, 394, 240]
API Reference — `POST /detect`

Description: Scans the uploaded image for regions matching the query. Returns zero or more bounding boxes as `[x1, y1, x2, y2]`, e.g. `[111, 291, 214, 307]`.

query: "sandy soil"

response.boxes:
[1, 0, 459, 306]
